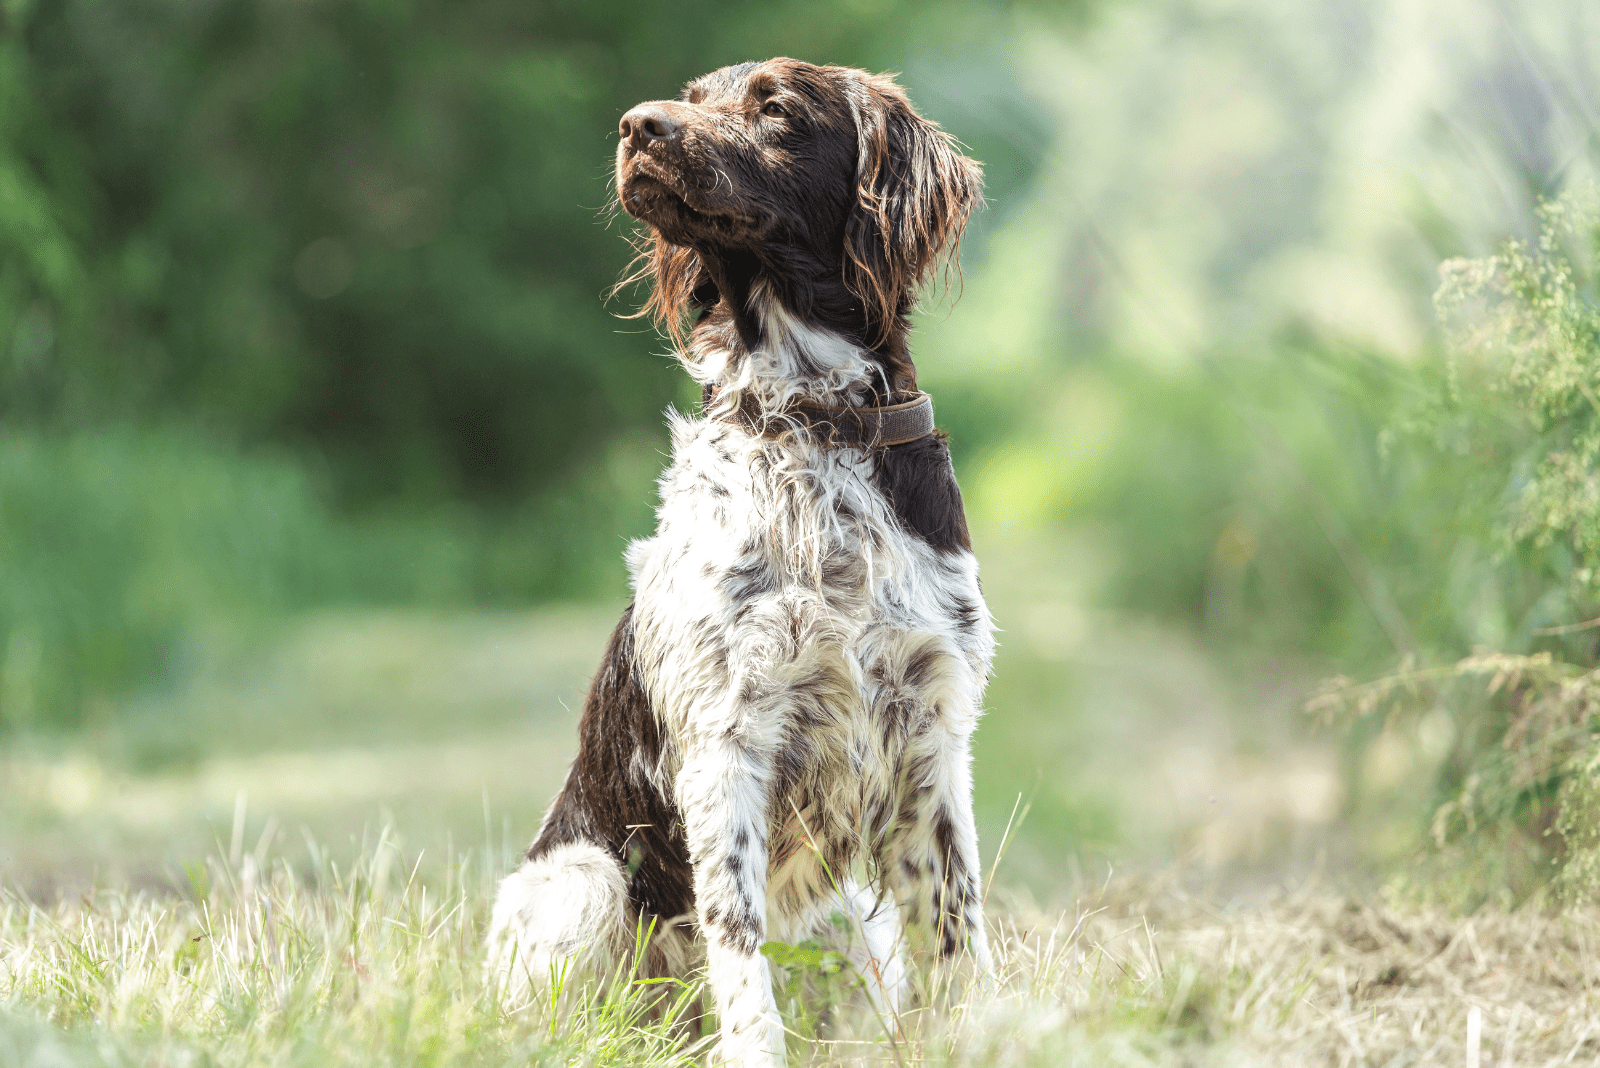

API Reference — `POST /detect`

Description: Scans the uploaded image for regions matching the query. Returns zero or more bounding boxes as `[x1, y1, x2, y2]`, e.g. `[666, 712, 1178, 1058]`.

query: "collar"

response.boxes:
[702, 384, 936, 448]
[700, 385, 934, 447]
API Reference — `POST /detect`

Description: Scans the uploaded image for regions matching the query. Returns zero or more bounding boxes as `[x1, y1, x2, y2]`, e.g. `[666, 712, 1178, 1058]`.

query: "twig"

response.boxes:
[1534, 616, 1600, 636]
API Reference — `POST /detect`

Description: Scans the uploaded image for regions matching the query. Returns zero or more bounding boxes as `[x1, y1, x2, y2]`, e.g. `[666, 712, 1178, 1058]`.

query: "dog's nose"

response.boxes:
[619, 104, 682, 150]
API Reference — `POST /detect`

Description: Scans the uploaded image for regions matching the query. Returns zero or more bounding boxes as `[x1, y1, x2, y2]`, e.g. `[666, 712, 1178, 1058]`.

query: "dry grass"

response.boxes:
[1040, 887, 1600, 1066]
[5, 833, 1599, 1067]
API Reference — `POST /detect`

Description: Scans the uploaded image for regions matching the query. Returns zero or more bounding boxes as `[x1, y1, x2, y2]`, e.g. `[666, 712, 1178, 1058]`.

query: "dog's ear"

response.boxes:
[842, 73, 983, 366]
[615, 230, 716, 348]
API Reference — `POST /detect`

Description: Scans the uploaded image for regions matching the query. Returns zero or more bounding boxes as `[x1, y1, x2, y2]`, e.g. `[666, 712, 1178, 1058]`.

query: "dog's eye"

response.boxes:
[762, 101, 786, 119]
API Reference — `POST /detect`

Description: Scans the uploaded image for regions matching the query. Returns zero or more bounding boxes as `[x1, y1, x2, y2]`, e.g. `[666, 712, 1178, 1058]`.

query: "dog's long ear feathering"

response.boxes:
[614, 232, 712, 351]
[843, 72, 984, 390]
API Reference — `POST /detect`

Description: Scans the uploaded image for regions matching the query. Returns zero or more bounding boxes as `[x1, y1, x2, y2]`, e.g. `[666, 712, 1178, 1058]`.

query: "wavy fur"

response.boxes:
[490, 60, 992, 1068]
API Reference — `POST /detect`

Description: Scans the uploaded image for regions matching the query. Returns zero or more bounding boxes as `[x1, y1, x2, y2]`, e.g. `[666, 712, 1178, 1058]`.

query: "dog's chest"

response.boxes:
[626, 414, 987, 754]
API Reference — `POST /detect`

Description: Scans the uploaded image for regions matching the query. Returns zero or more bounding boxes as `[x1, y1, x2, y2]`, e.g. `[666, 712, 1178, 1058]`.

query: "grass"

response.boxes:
[1, 532, 1347, 901]
[0, 603, 622, 901]
[0, 830, 705, 1068]
[5, 833, 1600, 1066]
[0, 549, 1518, 1065]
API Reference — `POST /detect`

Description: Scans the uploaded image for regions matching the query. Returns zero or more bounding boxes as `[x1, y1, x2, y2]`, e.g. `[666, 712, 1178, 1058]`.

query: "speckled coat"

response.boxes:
[487, 58, 992, 1068]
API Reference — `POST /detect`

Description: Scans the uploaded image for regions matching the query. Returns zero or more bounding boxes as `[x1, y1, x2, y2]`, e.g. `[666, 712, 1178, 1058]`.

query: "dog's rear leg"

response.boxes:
[678, 738, 785, 1067]
[837, 880, 907, 1018]
[486, 840, 632, 1005]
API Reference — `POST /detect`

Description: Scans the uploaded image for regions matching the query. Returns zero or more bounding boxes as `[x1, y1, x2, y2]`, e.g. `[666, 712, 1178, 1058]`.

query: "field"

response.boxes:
[1, 528, 1556, 1066]
[6, 840, 1598, 1066]
[6, 2, 1599, 1060]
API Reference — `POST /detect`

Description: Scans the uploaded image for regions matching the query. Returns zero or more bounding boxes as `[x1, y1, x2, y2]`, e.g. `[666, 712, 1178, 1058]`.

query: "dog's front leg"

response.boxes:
[678, 738, 785, 1067]
[882, 724, 993, 975]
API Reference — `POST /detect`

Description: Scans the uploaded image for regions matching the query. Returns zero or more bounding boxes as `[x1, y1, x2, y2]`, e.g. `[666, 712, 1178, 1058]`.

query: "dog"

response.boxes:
[487, 58, 992, 1067]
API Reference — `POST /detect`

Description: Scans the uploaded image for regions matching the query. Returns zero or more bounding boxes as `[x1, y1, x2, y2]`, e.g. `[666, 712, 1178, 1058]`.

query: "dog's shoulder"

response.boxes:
[872, 432, 972, 554]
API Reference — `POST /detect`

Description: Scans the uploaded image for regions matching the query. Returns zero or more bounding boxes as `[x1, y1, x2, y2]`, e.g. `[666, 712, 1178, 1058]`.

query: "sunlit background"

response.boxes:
[4, 0, 1599, 907]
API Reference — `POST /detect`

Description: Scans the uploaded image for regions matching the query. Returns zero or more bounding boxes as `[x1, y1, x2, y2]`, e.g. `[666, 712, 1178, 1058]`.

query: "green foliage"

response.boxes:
[1436, 185, 1600, 567]
[760, 932, 860, 1049]
[0, 425, 660, 731]
[1313, 185, 1600, 905]
[0, 0, 1051, 502]
[0, 0, 1062, 729]
[0, 428, 401, 729]
[971, 342, 1474, 665]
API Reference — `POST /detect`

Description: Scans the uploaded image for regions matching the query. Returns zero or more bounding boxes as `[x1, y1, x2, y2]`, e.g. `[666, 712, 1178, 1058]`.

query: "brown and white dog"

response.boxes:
[487, 58, 992, 1066]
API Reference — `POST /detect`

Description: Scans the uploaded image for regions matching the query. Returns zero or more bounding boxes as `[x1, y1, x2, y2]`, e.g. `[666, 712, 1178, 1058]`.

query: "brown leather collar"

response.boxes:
[703, 385, 936, 448]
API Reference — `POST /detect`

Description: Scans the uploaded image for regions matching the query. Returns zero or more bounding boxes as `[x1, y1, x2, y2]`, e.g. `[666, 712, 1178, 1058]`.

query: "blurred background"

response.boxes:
[4, 0, 1600, 907]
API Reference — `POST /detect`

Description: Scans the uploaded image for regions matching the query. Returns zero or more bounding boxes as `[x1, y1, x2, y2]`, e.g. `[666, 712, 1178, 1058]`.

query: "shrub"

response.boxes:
[1312, 184, 1600, 905]
[0, 426, 652, 732]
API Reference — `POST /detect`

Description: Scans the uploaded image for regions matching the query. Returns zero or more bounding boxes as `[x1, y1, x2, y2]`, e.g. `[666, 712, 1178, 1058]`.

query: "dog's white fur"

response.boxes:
[485, 841, 631, 991]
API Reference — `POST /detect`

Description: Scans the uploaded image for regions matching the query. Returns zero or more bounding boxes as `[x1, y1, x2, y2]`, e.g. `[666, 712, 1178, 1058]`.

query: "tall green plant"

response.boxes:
[1313, 184, 1600, 904]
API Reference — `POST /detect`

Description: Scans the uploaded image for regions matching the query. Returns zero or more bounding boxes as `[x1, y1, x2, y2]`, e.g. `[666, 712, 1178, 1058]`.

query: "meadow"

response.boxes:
[0, 541, 1547, 1066]
[9, 839, 1600, 1067]
[7, 0, 1600, 1063]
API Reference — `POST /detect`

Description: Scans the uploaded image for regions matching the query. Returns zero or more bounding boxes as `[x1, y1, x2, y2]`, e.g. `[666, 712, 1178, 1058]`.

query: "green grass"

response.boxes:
[0, 832, 709, 1067]
[6, 833, 1600, 1066]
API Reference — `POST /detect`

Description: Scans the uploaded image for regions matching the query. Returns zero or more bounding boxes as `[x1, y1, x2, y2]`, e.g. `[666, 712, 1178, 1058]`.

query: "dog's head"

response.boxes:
[614, 59, 982, 390]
